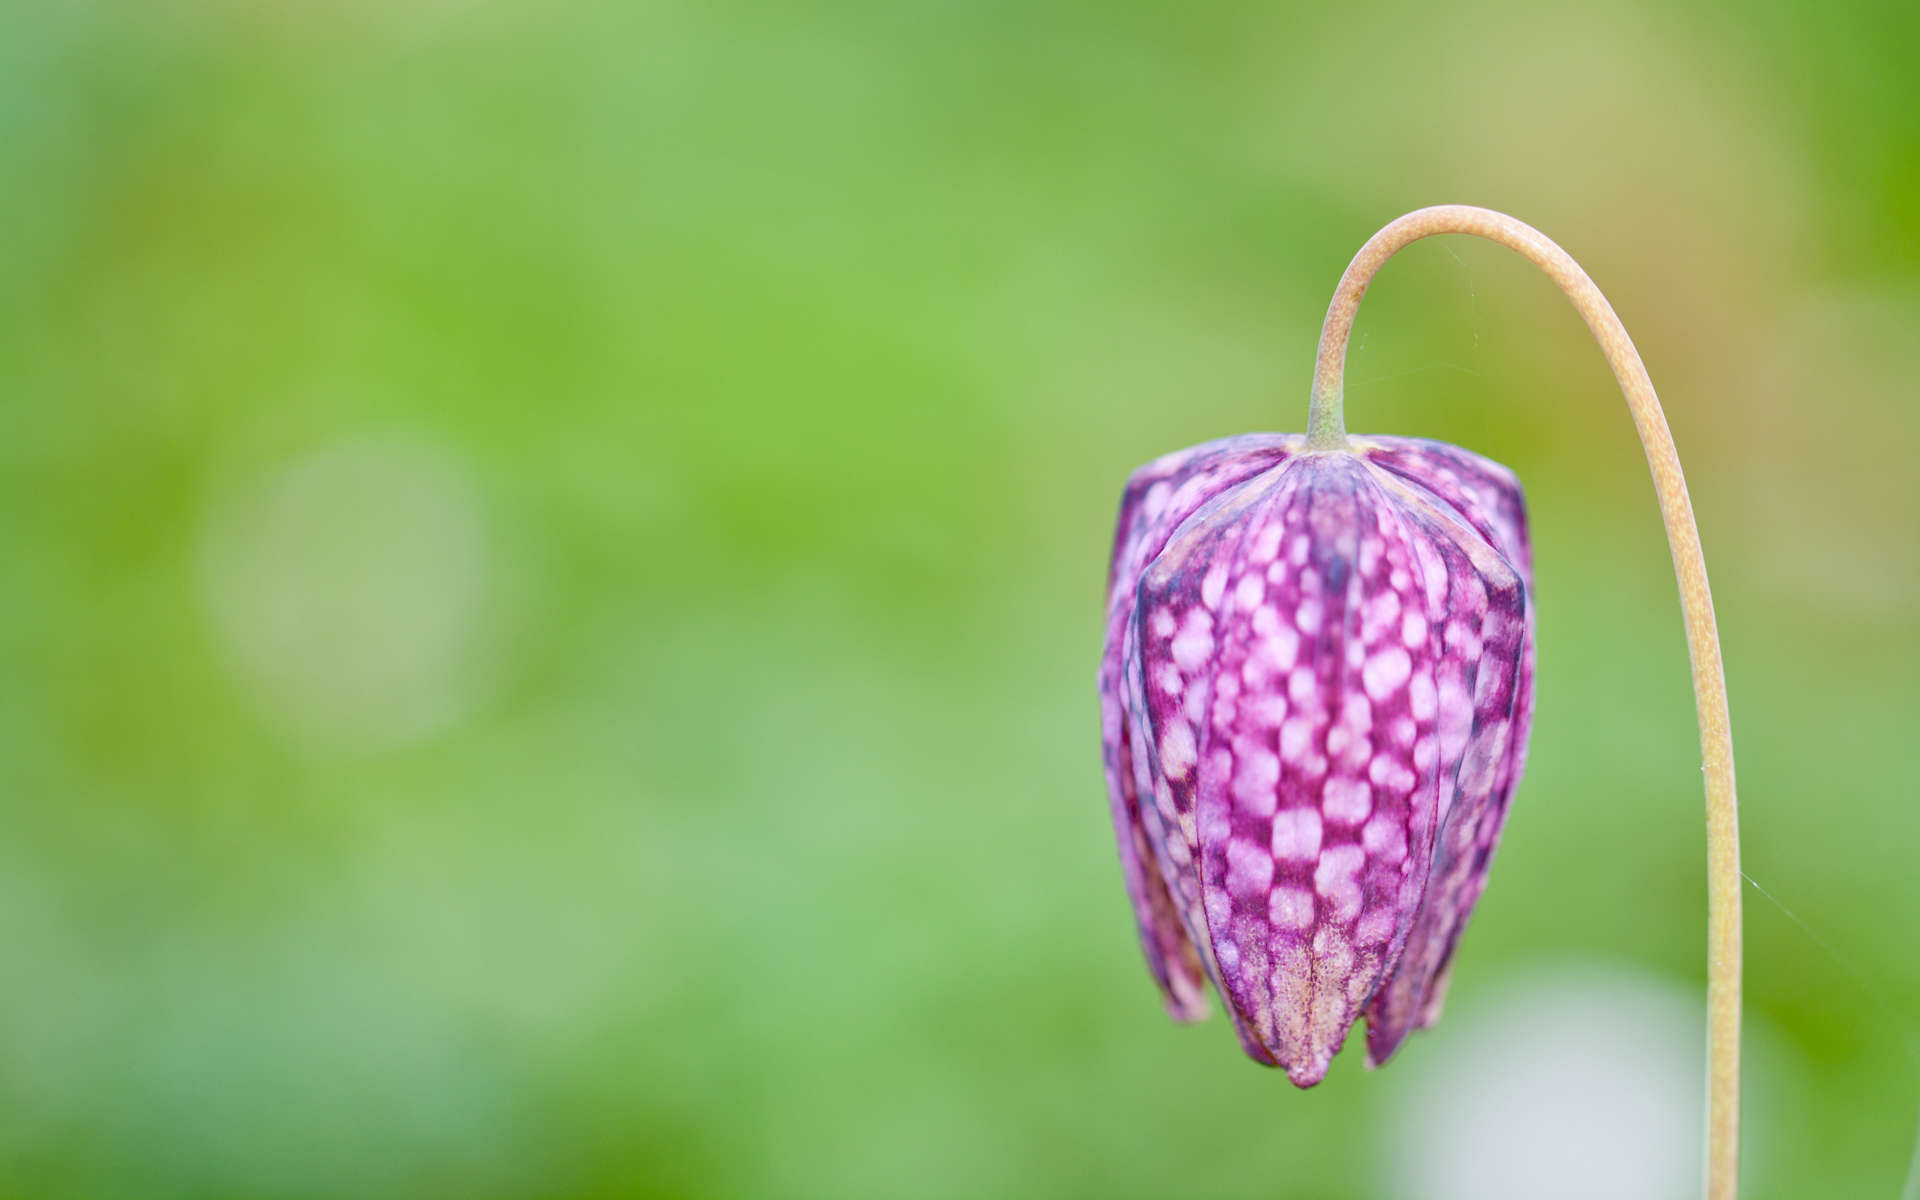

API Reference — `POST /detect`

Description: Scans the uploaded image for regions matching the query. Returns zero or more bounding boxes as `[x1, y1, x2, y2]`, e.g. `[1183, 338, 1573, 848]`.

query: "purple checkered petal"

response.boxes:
[1355, 437, 1531, 577]
[1137, 455, 1457, 1083]
[1356, 436, 1534, 817]
[1124, 477, 1283, 1058]
[1352, 439, 1536, 1064]
[1356, 474, 1530, 1065]
[1098, 436, 1298, 1019]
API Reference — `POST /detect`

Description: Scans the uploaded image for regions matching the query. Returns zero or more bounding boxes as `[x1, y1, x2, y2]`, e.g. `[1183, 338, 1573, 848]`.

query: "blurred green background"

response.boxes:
[4, 1, 1918, 1196]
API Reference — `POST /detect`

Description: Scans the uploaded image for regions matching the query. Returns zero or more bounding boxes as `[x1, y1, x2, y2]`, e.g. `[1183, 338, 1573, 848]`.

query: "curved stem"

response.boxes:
[1312, 206, 1742, 1198]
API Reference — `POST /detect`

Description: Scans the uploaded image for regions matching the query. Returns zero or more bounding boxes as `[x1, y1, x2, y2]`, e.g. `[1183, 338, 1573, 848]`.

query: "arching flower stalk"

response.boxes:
[1098, 206, 1742, 1198]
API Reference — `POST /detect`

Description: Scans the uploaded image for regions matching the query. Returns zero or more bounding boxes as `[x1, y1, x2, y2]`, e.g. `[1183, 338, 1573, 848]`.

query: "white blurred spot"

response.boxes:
[1384, 961, 1745, 1200]
[198, 437, 495, 754]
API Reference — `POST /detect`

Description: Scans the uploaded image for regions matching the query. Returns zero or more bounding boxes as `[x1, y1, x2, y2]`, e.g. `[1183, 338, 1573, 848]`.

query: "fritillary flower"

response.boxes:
[1099, 434, 1534, 1085]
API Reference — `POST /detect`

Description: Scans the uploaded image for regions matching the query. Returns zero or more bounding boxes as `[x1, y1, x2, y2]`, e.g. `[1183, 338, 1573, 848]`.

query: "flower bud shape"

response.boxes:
[1098, 435, 1535, 1086]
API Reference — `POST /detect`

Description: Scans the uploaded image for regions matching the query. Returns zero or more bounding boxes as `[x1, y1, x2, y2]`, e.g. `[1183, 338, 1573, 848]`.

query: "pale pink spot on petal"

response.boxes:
[1232, 749, 1281, 817]
[1295, 598, 1324, 636]
[1201, 562, 1229, 609]
[1172, 619, 1214, 672]
[1367, 756, 1418, 794]
[1340, 693, 1373, 734]
[1269, 886, 1315, 930]
[1359, 536, 1383, 576]
[1248, 693, 1289, 729]
[1362, 813, 1408, 862]
[1413, 736, 1439, 772]
[1252, 522, 1283, 563]
[1271, 807, 1323, 861]
[1260, 622, 1300, 672]
[1323, 777, 1373, 824]
[1160, 721, 1197, 780]
[1286, 666, 1318, 705]
[1225, 839, 1274, 900]
[1314, 845, 1366, 921]
[1409, 672, 1438, 720]
[1357, 909, 1398, 945]
[1235, 572, 1265, 612]
[1363, 589, 1402, 643]
[1363, 646, 1413, 700]
[1280, 716, 1315, 762]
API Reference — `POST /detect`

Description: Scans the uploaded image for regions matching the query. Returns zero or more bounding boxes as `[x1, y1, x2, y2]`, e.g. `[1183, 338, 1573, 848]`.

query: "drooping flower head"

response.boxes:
[1098, 434, 1535, 1086]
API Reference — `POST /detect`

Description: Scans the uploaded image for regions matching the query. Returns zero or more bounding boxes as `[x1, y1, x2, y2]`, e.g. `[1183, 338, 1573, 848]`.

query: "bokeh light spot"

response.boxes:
[198, 436, 494, 754]
[1384, 961, 1769, 1199]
